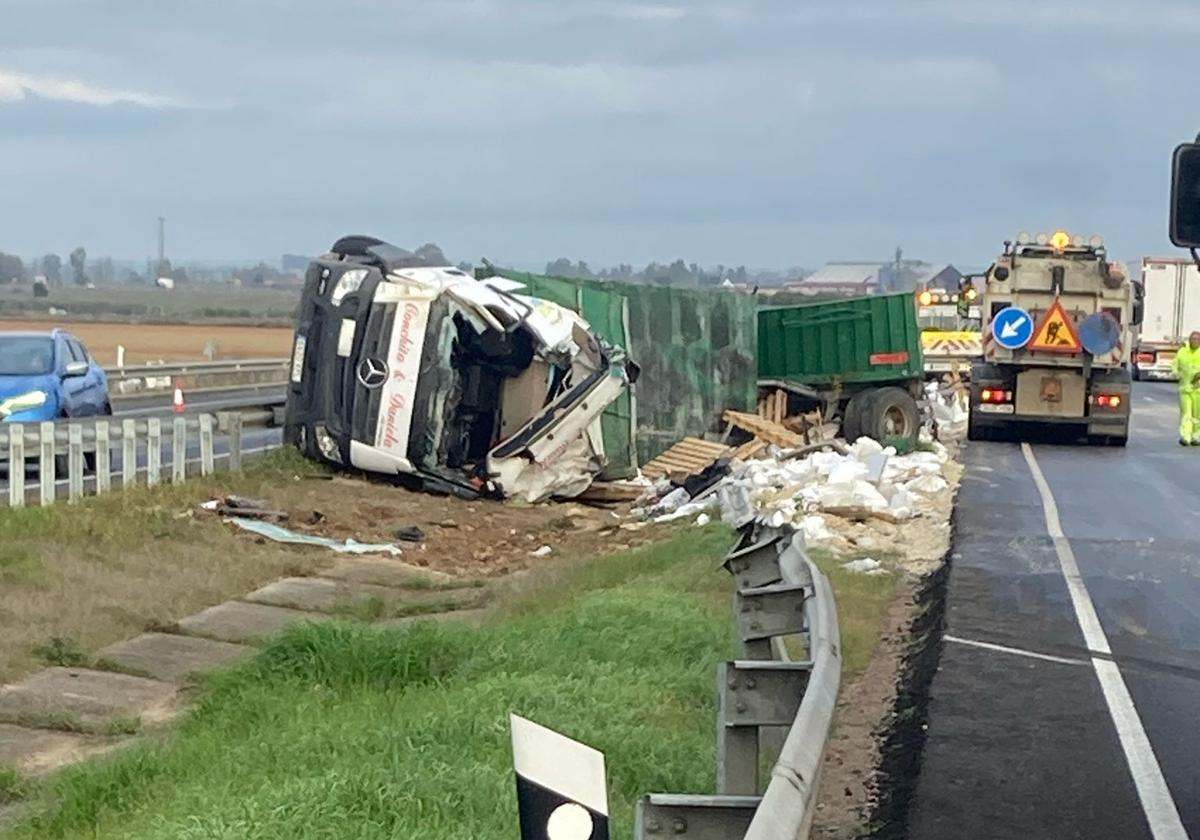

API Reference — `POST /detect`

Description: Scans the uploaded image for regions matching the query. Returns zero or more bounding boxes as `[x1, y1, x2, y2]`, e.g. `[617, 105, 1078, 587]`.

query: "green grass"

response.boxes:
[4, 526, 737, 840]
[810, 549, 900, 679]
[31, 638, 87, 668]
[0, 766, 29, 805]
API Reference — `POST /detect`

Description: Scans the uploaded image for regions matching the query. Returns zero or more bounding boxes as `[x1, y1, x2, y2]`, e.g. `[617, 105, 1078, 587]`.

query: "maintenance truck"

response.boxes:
[968, 231, 1142, 446]
[1133, 256, 1200, 380]
[917, 285, 983, 377]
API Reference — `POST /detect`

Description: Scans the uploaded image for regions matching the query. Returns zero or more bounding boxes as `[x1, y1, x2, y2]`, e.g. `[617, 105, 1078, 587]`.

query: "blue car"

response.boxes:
[0, 329, 111, 424]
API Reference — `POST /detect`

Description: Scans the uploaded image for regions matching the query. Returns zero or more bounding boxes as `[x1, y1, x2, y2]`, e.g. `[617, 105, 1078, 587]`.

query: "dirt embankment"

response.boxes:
[809, 449, 961, 839]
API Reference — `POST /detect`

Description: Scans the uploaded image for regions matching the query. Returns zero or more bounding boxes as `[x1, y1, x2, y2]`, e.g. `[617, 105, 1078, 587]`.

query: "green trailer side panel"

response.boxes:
[479, 267, 757, 466]
[757, 292, 924, 385]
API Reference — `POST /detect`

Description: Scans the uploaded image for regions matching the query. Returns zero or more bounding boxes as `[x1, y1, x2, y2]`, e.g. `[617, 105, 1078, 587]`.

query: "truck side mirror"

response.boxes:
[1170, 142, 1200, 248]
[1132, 283, 1145, 327]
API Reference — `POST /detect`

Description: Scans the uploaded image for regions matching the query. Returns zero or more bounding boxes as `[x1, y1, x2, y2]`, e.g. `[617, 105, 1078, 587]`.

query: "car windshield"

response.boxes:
[0, 336, 56, 376]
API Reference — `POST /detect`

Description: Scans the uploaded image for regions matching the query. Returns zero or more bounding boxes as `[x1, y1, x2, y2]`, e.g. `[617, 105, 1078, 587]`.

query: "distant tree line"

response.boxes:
[542, 257, 802, 288]
[0, 248, 108, 287]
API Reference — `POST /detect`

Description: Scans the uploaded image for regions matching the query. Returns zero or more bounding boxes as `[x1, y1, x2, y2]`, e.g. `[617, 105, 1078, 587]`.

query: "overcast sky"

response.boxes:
[0, 0, 1195, 269]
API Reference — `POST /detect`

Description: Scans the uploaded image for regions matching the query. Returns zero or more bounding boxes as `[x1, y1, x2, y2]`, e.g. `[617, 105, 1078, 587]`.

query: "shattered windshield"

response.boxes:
[0, 336, 55, 376]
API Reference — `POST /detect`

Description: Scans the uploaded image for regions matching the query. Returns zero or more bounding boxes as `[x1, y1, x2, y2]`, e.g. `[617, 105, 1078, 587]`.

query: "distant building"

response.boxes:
[788, 262, 883, 296]
[795, 259, 962, 295]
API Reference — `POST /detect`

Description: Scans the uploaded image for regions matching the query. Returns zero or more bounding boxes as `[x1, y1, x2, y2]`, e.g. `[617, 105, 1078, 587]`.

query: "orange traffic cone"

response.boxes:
[173, 386, 186, 414]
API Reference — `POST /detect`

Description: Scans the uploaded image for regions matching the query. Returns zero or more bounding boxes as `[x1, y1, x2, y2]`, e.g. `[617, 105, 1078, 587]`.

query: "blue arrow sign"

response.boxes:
[992, 305, 1034, 350]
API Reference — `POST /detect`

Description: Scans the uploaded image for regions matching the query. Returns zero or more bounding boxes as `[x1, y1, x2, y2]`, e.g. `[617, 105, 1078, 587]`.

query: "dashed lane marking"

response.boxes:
[1022, 442, 1189, 840]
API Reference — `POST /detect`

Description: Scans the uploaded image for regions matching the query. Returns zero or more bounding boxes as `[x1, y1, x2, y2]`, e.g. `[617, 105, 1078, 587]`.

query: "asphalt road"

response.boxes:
[906, 381, 1199, 839]
[111, 385, 286, 416]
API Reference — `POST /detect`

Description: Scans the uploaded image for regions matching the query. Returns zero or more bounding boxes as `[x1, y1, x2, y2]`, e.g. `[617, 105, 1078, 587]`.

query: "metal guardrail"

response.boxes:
[105, 358, 290, 397]
[105, 358, 288, 379]
[636, 527, 841, 839]
[0, 412, 279, 507]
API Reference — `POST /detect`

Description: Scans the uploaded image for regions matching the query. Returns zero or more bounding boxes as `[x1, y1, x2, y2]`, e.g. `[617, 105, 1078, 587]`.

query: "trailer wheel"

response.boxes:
[842, 391, 873, 442]
[862, 387, 920, 447]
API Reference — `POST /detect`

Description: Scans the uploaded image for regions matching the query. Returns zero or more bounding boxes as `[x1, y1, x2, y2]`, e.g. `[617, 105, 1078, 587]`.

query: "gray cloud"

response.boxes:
[0, 0, 1193, 267]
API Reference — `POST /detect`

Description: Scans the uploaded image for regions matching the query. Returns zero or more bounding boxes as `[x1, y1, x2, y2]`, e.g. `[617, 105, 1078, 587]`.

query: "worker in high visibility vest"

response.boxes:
[1173, 330, 1200, 445]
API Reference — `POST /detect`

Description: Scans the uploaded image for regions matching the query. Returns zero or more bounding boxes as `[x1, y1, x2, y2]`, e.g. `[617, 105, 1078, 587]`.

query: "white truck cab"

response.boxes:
[283, 236, 636, 502]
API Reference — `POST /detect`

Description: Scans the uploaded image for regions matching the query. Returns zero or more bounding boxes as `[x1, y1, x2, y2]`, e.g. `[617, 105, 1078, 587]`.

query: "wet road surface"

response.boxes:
[906, 381, 1198, 839]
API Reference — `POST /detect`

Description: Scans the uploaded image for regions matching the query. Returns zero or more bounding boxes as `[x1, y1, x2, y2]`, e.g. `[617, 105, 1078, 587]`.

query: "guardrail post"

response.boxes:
[199, 414, 214, 476]
[172, 417, 187, 483]
[95, 420, 111, 494]
[7, 425, 24, 508]
[635, 795, 761, 839]
[227, 412, 243, 471]
[734, 584, 809, 660]
[68, 424, 84, 503]
[716, 661, 813, 796]
[39, 421, 55, 505]
[122, 419, 137, 488]
[716, 662, 761, 796]
[147, 418, 161, 486]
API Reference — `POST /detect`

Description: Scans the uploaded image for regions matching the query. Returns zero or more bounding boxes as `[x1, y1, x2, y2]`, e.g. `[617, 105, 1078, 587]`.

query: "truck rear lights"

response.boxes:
[1135, 351, 1156, 364]
[1095, 394, 1122, 408]
[980, 388, 1013, 404]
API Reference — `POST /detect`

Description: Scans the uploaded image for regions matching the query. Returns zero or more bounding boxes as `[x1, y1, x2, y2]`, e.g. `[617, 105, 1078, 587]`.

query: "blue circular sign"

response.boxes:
[992, 305, 1034, 350]
[1079, 312, 1121, 356]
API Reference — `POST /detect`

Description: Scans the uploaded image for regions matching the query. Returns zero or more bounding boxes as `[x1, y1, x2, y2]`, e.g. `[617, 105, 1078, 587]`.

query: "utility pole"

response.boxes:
[157, 216, 165, 275]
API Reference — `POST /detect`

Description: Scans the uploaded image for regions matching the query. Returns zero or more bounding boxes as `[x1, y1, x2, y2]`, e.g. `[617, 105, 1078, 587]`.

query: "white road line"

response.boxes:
[944, 634, 1089, 667]
[1021, 442, 1188, 840]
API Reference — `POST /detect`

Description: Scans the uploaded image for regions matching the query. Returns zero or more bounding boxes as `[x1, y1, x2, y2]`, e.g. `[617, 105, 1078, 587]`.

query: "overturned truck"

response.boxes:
[283, 236, 637, 502]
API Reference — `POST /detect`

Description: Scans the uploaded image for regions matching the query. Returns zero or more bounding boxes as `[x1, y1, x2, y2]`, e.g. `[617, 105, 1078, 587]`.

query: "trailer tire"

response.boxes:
[842, 391, 873, 443]
[861, 387, 920, 447]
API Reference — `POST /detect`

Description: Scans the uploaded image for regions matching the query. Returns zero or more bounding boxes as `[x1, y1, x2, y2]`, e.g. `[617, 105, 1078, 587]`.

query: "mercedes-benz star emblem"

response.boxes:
[356, 356, 388, 389]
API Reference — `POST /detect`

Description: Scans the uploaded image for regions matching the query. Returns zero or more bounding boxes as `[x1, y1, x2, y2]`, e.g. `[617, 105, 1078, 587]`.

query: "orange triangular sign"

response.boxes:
[1029, 299, 1082, 353]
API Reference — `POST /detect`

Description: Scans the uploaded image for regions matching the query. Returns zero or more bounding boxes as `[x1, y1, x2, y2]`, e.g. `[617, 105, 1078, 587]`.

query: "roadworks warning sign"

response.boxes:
[1029, 300, 1082, 353]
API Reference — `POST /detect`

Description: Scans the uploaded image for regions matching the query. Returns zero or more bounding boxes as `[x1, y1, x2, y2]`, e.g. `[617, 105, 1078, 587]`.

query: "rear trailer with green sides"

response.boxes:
[757, 292, 926, 446]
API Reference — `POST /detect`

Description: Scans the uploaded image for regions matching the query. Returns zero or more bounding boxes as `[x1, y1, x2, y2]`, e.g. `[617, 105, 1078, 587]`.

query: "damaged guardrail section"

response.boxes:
[637, 528, 841, 839]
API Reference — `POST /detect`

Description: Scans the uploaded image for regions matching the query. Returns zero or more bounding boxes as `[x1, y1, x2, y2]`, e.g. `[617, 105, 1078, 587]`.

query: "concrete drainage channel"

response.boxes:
[0, 555, 491, 818]
[637, 526, 841, 839]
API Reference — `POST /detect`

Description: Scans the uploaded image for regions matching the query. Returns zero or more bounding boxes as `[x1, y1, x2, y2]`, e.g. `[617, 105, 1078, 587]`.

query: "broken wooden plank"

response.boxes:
[731, 439, 767, 461]
[577, 482, 645, 503]
[822, 505, 901, 524]
[723, 410, 807, 449]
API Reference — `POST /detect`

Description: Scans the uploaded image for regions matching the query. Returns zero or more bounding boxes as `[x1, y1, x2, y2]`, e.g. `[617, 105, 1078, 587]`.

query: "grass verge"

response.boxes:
[0, 449, 327, 683]
[4, 525, 736, 840]
[809, 549, 900, 679]
[0, 767, 29, 806]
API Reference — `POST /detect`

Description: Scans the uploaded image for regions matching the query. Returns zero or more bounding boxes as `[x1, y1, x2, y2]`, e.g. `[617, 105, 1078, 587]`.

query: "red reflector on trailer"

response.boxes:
[870, 351, 910, 366]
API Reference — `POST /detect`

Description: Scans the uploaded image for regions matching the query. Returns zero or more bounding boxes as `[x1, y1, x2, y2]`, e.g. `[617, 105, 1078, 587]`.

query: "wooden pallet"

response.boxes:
[642, 437, 732, 479]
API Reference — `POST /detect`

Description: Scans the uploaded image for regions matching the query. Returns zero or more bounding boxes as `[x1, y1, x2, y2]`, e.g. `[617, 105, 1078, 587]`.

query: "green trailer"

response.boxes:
[757, 292, 926, 446]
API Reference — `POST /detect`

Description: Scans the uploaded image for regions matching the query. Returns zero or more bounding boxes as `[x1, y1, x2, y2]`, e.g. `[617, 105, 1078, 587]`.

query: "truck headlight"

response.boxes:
[0, 390, 48, 418]
[330, 269, 369, 305]
[314, 424, 342, 463]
